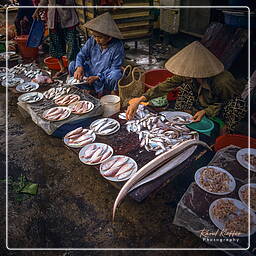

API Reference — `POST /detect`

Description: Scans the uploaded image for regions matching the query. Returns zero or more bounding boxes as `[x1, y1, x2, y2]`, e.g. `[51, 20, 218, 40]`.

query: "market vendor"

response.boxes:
[126, 41, 247, 133]
[33, 0, 80, 78]
[69, 12, 125, 97]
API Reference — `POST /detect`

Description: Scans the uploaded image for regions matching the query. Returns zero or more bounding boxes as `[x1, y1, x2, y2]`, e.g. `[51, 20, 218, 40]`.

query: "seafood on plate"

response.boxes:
[54, 94, 80, 106]
[100, 155, 138, 181]
[70, 100, 94, 114]
[43, 86, 71, 100]
[16, 82, 39, 92]
[64, 127, 96, 148]
[9, 63, 44, 79]
[239, 184, 256, 211]
[197, 166, 234, 194]
[79, 143, 113, 165]
[243, 153, 256, 169]
[66, 76, 88, 85]
[43, 107, 71, 121]
[211, 199, 238, 220]
[18, 92, 43, 103]
[1, 77, 24, 87]
[90, 118, 120, 135]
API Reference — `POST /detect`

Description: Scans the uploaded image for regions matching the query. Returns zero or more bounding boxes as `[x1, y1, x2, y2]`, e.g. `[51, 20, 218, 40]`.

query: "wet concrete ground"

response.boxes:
[0, 38, 233, 255]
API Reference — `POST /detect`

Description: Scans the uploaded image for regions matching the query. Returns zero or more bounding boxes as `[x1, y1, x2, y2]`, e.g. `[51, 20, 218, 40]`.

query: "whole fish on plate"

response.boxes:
[90, 118, 120, 135]
[18, 92, 44, 103]
[64, 127, 96, 148]
[70, 100, 94, 115]
[43, 107, 71, 121]
[43, 87, 71, 100]
[79, 143, 113, 165]
[55, 94, 80, 106]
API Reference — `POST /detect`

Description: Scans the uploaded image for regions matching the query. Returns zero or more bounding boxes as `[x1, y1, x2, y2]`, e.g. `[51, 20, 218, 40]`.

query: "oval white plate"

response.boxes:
[238, 183, 256, 212]
[69, 100, 94, 115]
[90, 118, 120, 135]
[64, 128, 96, 148]
[1, 77, 24, 87]
[18, 92, 44, 103]
[160, 111, 193, 123]
[236, 148, 256, 172]
[54, 94, 81, 106]
[195, 165, 236, 195]
[16, 82, 39, 92]
[100, 155, 138, 182]
[79, 143, 113, 166]
[209, 198, 256, 237]
[42, 107, 71, 121]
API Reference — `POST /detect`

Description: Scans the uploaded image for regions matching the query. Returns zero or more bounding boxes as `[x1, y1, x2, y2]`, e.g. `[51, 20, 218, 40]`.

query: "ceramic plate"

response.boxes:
[64, 128, 96, 148]
[18, 92, 44, 103]
[42, 107, 71, 121]
[66, 76, 88, 86]
[238, 183, 256, 212]
[209, 198, 256, 237]
[2, 77, 24, 87]
[100, 155, 138, 182]
[79, 143, 113, 165]
[195, 165, 236, 195]
[16, 82, 39, 92]
[90, 118, 120, 135]
[160, 111, 193, 124]
[54, 94, 80, 106]
[69, 100, 94, 115]
[236, 148, 256, 172]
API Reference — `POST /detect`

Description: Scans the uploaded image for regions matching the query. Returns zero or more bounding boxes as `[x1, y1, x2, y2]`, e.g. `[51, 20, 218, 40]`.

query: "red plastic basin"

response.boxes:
[44, 56, 68, 71]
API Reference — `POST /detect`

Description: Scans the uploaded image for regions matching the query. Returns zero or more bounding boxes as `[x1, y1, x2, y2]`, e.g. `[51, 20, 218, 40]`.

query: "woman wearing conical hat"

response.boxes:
[126, 41, 247, 133]
[69, 12, 125, 96]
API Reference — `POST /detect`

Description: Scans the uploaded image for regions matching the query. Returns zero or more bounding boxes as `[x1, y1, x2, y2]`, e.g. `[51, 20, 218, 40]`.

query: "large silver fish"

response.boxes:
[112, 139, 211, 220]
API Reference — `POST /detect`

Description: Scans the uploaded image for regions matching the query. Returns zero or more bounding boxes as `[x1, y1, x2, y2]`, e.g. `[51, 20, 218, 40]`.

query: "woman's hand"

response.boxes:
[126, 96, 146, 120]
[192, 110, 206, 122]
[74, 66, 84, 80]
[87, 76, 99, 85]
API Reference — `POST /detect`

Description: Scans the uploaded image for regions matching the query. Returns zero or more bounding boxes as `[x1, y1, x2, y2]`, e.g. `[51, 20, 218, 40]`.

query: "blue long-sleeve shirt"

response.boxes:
[75, 36, 125, 82]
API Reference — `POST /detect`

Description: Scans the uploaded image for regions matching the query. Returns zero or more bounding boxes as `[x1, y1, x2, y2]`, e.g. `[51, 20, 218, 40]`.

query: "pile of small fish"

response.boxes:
[123, 106, 197, 155]
[71, 100, 94, 114]
[16, 82, 38, 92]
[90, 118, 120, 135]
[100, 155, 137, 181]
[1, 77, 24, 87]
[19, 92, 43, 103]
[43, 87, 71, 100]
[67, 76, 88, 85]
[79, 143, 113, 165]
[9, 63, 44, 79]
[0, 72, 14, 82]
[64, 127, 95, 147]
[43, 107, 71, 121]
[55, 94, 80, 106]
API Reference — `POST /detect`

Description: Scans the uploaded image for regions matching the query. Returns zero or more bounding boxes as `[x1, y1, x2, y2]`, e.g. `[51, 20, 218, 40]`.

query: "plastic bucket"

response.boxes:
[187, 116, 214, 136]
[15, 35, 39, 59]
[141, 69, 178, 100]
[100, 95, 120, 117]
[44, 56, 68, 70]
[214, 134, 256, 151]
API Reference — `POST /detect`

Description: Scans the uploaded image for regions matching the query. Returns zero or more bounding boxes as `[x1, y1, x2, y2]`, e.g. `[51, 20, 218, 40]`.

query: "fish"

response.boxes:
[66, 127, 83, 137]
[103, 157, 129, 177]
[115, 163, 135, 177]
[81, 144, 97, 159]
[89, 147, 105, 163]
[100, 149, 112, 162]
[112, 139, 212, 220]
[101, 157, 119, 171]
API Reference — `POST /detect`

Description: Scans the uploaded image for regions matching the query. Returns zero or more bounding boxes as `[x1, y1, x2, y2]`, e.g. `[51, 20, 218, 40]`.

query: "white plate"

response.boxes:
[18, 92, 44, 103]
[209, 198, 256, 237]
[0, 72, 14, 81]
[66, 76, 88, 85]
[64, 128, 96, 148]
[42, 107, 71, 121]
[194, 165, 236, 195]
[90, 118, 120, 135]
[238, 183, 256, 212]
[236, 148, 256, 172]
[100, 155, 138, 182]
[54, 94, 81, 106]
[79, 143, 113, 166]
[1, 77, 24, 87]
[16, 82, 39, 92]
[69, 100, 94, 115]
[160, 111, 193, 123]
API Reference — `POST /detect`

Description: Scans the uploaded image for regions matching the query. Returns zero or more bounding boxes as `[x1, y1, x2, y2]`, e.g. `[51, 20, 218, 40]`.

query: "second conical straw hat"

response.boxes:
[165, 41, 224, 78]
[84, 12, 123, 39]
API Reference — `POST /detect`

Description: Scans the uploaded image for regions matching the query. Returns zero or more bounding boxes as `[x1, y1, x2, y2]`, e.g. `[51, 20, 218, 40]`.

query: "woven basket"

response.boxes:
[118, 65, 145, 107]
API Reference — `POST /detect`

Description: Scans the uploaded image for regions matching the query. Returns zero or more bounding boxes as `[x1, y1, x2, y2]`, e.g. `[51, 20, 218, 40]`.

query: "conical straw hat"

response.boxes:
[165, 41, 224, 78]
[84, 12, 123, 39]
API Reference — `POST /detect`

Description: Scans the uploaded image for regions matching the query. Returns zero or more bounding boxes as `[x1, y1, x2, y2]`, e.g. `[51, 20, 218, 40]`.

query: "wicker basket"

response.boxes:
[118, 65, 145, 107]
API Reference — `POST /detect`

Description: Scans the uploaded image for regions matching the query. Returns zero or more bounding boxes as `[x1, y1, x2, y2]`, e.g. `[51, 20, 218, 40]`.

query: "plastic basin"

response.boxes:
[100, 95, 120, 117]
[187, 116, 214, 136]
[44, 56, 68, 71]
[214, 134, 256, 151]
[15, 35, 39, 59]
[141, 69, 179, 101]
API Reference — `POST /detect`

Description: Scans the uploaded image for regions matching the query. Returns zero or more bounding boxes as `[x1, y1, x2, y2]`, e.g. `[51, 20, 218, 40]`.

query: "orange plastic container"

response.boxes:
[141, 69, 179, 100]
[214, 134, 256, 151]
[44, 56, 68, 71]
[15, 35, 39, 59]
